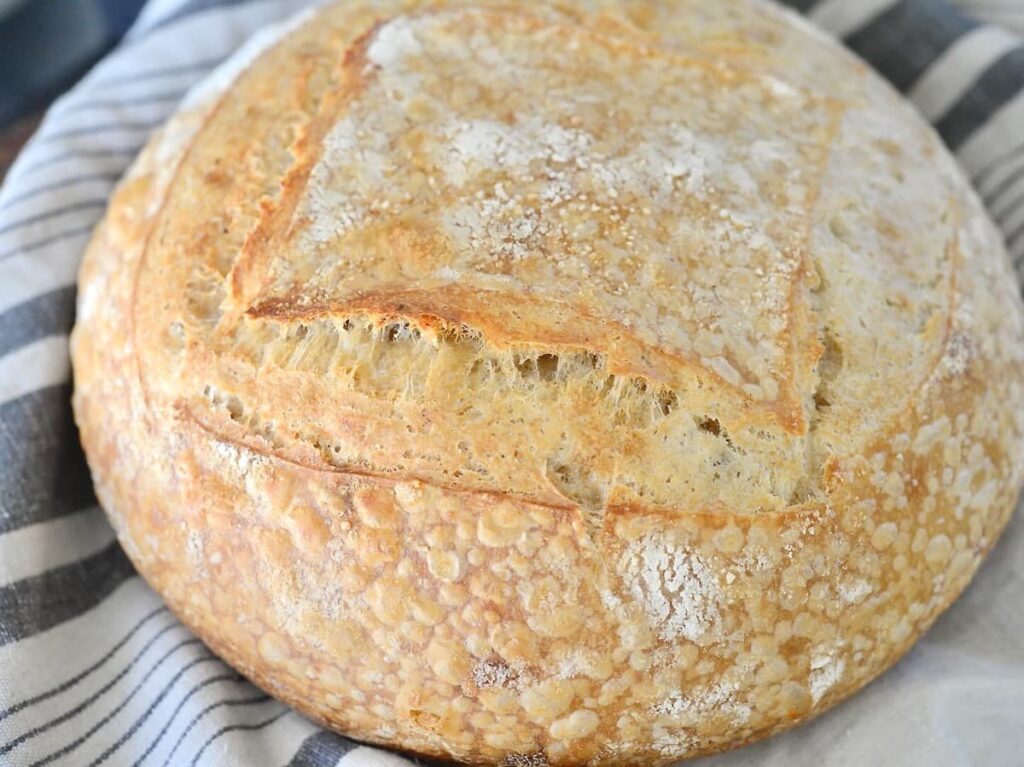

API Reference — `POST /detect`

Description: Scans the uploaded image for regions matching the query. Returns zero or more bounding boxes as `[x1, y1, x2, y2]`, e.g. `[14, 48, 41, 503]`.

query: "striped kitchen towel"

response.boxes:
[1, 1, 1023, 765]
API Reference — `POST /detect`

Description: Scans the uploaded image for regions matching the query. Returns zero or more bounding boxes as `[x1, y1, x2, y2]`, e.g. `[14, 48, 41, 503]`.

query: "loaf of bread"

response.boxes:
[70, 0, 1024, 763]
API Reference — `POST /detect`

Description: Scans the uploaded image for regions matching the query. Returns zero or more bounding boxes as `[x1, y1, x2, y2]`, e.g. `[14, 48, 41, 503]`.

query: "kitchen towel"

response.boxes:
[0, 1, 1023, 765]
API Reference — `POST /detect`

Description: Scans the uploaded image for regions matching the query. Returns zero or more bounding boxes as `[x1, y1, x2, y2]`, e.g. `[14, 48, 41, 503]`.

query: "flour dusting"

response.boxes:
[471, 657, 523, 689]
[809, 653, 846, 703]
[653, 678, 752, 739]
[838, 579, 872, 604]
[367, 17, 423, 68]
[620, 534, 721, 642]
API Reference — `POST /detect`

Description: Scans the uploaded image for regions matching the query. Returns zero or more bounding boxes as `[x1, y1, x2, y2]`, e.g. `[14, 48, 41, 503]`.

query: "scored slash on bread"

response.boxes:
[71, 1, 1024, 764]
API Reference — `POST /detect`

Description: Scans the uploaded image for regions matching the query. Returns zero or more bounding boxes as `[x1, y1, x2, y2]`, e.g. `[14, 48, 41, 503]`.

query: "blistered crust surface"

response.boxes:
[71, 0, 1024, 764]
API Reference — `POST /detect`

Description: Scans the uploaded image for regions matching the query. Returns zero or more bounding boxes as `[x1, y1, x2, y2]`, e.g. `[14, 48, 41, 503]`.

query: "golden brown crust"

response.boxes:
[71, 1, 1024, 764]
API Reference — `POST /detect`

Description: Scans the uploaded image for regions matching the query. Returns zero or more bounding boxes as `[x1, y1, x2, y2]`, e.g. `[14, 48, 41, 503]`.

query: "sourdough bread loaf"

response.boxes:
[71, 0, 1024, 764]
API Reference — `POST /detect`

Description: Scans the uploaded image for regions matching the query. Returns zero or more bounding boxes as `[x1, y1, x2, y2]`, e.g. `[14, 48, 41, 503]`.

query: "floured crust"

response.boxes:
[71, 1, 1024, 764]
